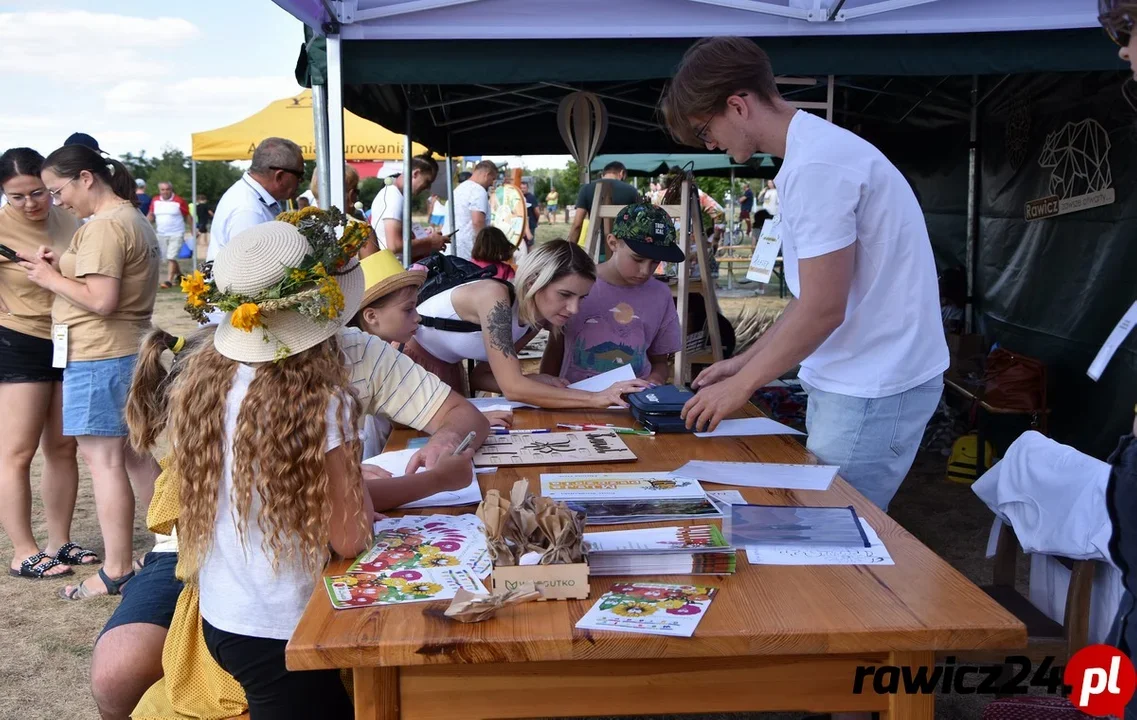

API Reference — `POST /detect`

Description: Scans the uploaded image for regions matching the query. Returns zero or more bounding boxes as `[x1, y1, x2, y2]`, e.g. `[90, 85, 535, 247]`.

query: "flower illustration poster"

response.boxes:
[575, 582, 718, 637]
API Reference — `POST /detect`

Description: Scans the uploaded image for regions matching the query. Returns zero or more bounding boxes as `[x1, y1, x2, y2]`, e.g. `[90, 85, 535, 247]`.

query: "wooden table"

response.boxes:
[287, 406, 1025, 720]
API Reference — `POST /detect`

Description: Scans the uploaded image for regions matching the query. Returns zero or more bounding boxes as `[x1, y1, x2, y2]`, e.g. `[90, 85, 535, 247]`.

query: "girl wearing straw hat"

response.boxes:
[164, 219, 462, 717]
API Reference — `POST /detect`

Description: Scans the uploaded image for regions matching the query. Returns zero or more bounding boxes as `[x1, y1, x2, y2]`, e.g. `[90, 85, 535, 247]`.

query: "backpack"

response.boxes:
[413, 252, 515, 333]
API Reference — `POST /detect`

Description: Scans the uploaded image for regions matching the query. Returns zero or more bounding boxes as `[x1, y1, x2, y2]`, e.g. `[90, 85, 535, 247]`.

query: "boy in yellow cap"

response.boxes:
[350, 250, 512, 458]
[351, 248, 427, 349]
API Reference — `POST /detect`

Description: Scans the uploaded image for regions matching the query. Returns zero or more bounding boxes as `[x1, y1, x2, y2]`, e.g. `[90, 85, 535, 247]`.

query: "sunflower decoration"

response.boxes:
[423, 554, 460, 568]
[610, 602, 657, 618]
[179, 205, 363, 338]
[405, 581, 444, 597]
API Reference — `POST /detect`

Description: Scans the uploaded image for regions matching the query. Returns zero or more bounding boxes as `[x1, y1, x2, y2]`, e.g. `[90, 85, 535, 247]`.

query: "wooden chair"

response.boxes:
[937, 521, 1098, 666]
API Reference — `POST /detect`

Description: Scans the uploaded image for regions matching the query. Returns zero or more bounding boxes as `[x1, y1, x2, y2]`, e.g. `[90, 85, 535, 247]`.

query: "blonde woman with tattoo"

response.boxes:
[402, 239, 651, 408]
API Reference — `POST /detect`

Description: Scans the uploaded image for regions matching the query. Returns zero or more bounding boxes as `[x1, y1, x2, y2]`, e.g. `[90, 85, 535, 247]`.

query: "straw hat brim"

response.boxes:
[213, 261, 365, 363]
[357, 270, 425, 313]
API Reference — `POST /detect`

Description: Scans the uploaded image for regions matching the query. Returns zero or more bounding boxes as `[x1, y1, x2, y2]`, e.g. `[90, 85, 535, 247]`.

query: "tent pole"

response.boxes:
[312, 84, 332, 209]
[190, 159, 198, 272]
[446, 135, 456, 256]
[327, 34, 346, 213]
[403, 105, 413, 268]
[965, 75, 979, 334]
[729, 167, 735, 245]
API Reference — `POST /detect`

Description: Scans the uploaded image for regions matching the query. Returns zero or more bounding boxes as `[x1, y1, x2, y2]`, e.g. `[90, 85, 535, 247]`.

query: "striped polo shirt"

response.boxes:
[338, 326, 450, 428]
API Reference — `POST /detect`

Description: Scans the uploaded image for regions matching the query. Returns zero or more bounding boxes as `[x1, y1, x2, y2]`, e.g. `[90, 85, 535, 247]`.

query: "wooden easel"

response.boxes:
[584, 180, 723, 386]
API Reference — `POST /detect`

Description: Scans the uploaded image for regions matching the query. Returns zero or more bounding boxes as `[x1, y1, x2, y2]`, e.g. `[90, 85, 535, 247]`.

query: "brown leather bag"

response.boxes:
[981, 348, 1047, 412]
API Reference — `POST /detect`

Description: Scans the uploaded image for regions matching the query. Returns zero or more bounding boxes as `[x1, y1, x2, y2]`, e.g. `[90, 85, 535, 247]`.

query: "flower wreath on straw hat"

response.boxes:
[356, 249, 426, 314]
[180, 206, 368, 363]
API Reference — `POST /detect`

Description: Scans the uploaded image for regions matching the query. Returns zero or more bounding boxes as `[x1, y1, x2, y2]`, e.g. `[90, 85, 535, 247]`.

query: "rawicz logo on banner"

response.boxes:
[1025, 118, 1115, 222]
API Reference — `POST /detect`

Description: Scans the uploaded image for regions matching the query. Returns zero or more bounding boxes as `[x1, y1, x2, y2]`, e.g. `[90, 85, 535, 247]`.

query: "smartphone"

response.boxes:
[0, 244, 19, 262]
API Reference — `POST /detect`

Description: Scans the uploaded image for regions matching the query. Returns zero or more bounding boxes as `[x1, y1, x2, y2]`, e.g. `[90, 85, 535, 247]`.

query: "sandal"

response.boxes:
[57, 567, 133, 601]
[8, 551, 73, 579]
[160, 281, 173, 289]
[54, 542, 100, 566]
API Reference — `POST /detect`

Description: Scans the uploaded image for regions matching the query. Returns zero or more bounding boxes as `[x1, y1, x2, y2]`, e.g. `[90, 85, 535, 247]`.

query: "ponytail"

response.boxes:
[126, 325, 215, 452]
[41, 146, 139, 207]
[104, 158, 137, 205]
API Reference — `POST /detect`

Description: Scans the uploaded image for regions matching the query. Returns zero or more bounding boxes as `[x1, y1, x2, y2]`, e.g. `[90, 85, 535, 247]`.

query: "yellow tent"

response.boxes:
[191, 89, 435, 162]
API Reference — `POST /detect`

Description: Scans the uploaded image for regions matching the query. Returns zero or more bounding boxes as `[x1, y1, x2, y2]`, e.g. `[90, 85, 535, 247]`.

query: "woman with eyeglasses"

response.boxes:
[17, 144, 162, 601]
[0, 147, 92, 582]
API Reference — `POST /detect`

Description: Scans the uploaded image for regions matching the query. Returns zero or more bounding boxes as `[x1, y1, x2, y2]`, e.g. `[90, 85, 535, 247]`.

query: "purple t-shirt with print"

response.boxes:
[558, 275, 682, 383]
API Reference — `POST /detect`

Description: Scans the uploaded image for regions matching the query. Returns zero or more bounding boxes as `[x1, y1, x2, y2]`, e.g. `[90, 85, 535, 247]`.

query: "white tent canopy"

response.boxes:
[274, 0, 1099, 39]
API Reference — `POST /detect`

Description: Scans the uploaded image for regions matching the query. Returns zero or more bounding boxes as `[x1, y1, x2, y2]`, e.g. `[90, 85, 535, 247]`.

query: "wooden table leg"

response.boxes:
[883, 651, 935, 720]
[354, 667, 399, 720]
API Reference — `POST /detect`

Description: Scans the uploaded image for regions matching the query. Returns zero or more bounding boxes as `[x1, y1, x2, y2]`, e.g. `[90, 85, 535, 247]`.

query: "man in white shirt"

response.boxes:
[206, 137, 305, 263]
[147, 181, 191, 288]
[662, 37, 948, 515]
[452, 160, 499, 260]
[368, 154, 449, 262]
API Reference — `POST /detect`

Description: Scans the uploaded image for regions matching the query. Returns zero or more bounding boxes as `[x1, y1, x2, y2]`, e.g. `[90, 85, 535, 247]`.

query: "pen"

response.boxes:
[491, 428, 551, 435]
[452, 430, 476, 455]
[557, 423, 586, 430]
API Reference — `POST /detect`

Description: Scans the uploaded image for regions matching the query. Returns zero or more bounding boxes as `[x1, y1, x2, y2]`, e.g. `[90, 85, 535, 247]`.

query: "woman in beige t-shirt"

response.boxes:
[20, 145, 161, 601]
[0, 147, 94, 581]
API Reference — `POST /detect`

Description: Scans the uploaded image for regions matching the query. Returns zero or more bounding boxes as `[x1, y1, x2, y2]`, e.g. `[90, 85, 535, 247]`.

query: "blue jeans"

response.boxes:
[1106, 434, 1137, 719]
[801, 376, 944, 512]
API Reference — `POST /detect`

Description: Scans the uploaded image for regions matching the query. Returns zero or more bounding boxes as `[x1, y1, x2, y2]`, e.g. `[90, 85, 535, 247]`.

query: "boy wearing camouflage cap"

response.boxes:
[540, 203, 683, 386]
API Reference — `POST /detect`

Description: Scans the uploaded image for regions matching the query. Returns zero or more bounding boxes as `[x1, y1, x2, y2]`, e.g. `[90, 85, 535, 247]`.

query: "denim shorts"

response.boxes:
[801, 375, 944, 512]
[98, 552, 184, 640]
[62, 354, 138, 437]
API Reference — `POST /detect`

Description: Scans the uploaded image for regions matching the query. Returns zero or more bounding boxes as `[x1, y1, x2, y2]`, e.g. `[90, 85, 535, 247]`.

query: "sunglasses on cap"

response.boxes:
[1099, 0, 1136, 46]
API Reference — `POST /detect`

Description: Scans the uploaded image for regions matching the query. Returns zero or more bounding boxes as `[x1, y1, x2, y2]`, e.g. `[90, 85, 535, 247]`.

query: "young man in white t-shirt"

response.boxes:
[662, 37, 948, 514]
[452, 160, 499, 260]
[368, 154, 449, 262]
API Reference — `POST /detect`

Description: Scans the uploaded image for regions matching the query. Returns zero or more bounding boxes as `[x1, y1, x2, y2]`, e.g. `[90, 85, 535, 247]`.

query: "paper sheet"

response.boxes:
[672, 460, 836, 491]
[469, 397, 535, 411]
[362, 448, 482, 508]
[706, 490, 747, 505]
[566, 364, 635, 392]
[1088, 300, 1137, 381]
[744, 518, 893, 565]
[693, 417, 804, 438]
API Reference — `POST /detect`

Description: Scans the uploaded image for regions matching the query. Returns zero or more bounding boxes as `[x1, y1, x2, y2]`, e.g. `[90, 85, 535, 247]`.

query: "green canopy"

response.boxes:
[293, 28, 1125, 156]
[591, 153, 779, 179]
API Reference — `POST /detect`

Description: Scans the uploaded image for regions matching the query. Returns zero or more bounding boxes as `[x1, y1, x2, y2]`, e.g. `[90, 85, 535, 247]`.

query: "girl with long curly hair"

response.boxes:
[167, 220, 373, 719]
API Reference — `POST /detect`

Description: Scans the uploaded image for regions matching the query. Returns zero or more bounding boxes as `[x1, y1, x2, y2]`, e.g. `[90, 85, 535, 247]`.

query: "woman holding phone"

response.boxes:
[20, 144, 162, 600]
[0, 147, 91, 580]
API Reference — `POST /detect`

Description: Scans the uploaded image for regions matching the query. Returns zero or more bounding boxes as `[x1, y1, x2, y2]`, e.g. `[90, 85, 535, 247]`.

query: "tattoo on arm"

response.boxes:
[486, 300, 517, 359]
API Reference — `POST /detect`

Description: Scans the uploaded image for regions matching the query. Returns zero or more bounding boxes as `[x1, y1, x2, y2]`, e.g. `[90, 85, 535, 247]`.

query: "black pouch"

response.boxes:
[627, 385, 696, 433]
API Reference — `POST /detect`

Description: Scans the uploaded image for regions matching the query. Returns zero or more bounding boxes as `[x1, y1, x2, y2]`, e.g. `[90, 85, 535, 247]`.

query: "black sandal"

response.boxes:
[58, 567, 134, 601]
[54, 542, 100, 566]
[8, 551, 73, 579]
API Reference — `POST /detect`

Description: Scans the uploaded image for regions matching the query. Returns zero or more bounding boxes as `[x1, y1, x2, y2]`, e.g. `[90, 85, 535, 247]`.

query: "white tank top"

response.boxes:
[413, 282, 530, 364]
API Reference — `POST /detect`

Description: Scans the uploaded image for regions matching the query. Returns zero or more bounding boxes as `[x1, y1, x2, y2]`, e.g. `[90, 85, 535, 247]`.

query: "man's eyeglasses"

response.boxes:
[271, 166, 306, 180]
[1100, 3, 1135, 47]
[693, 92, 747, 145]
[3, 189, 49, 206]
